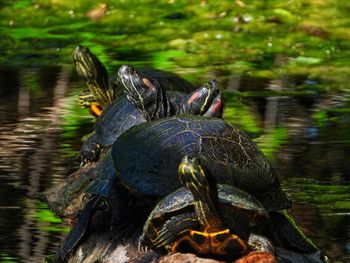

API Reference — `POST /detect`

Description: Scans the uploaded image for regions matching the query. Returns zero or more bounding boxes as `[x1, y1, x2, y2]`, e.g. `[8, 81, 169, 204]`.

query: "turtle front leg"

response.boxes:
[79, 133, 101, 165]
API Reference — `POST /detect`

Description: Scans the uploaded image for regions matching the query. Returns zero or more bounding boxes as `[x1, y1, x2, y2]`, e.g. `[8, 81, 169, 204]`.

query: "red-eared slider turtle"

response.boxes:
[141, 155, 273, 261]
[112, 115, 291, 211]
[94, 70, 223, 148]
[73, 45, 114, 116]
[79, 67, 224, 164]
[140, 156, 327, 262]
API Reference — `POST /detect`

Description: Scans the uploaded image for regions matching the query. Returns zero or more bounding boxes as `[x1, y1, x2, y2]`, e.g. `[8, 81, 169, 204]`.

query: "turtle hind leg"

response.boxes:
[56, 195, 103, 263]
[270, 211, 319, 253]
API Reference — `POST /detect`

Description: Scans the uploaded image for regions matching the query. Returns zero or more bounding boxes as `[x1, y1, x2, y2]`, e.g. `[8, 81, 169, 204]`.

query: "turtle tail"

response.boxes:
[56, 195, 102, 263]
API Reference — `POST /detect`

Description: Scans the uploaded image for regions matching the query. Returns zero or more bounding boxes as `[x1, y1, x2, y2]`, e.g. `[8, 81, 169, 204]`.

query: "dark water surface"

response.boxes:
[0, 66, 348, 262]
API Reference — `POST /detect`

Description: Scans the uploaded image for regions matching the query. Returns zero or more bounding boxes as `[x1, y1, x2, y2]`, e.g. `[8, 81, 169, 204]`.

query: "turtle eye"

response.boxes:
[126, 66, 134, 74]
[192, 157, 200, 166]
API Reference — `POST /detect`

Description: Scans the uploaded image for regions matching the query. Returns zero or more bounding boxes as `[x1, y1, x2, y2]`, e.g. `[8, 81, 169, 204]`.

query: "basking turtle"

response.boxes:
[79, 68, 224, 164]
[141, 156, 327, 262]
[73, 45, 113, 116]
[111, 115, 291, 211]
[141, 155, 273, 261]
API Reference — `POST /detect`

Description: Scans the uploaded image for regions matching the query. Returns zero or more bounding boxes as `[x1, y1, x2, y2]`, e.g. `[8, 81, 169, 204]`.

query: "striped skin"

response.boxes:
[141, 157, 271, 260]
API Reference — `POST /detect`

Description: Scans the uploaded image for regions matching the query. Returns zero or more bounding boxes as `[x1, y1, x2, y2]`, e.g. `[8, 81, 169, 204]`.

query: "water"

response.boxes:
[0, 67, 92, 262]
[0, 66, 348, 262]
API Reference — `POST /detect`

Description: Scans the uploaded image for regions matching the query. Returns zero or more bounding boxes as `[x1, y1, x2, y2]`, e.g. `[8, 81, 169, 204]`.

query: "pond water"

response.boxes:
[0, 1, 350, 262]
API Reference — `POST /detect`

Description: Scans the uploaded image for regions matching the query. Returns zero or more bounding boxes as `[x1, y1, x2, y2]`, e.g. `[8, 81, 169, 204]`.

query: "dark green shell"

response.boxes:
[95, 97, 145, 146]
[95, 92, 187, 147]
[112, 115, 291, 211]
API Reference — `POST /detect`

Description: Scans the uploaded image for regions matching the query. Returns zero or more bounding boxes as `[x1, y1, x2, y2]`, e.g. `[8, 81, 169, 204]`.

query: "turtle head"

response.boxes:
[73, 45, 107, 81]
[203, 91, 225, 118]
[178, 155, 221, 231]
[183, 80, 220, 116]
[178, 156, 208, 195]
[118, 64, 170, 120]
[178, 156, 218, 201]
[73, 45, 112, 108]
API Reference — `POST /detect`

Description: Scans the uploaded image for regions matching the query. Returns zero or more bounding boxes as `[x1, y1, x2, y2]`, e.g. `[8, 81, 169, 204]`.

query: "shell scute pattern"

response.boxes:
[113, 115, 291, 210]
[96, 98, 145, 146]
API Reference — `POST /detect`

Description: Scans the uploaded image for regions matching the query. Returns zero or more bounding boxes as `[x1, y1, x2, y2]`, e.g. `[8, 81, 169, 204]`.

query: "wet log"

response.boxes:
[42, 162, 98, 222]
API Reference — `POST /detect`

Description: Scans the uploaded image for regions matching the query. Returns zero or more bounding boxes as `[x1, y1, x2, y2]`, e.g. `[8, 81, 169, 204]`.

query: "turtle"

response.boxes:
[141, 155, 274, 261]
[94, 69, 223, 148]
[140, 156, 327, 262]
[79, 67, 224, 164]
[58, 115, 325, 262]
[73, 45, 113, 116]
[110, 114, 291, 211]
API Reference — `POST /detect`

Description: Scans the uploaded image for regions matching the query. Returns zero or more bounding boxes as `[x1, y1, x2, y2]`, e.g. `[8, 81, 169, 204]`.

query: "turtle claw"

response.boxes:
[137, 233, 150, 252]
[138, 244, 149, 253]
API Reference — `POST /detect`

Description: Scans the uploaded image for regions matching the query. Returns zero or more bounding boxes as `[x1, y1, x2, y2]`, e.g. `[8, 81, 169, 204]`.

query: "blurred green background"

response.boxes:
[1, 0, 350, 86]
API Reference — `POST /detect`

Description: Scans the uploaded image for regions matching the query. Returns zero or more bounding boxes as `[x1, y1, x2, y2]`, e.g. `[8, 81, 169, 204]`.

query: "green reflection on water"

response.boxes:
[34, 202, 70, 233]
[60, 93, 95, 158]
[0, 254, 17, 263]
[288, 178, 350, 212]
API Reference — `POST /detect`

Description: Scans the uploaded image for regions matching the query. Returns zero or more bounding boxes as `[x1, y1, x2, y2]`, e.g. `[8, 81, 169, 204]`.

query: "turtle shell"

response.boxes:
[144, 184, 270, 245]
[150, 184, 269, 224]
[112, 115, 292, 211]
[95, 97, 145, 147]
[95, 92, 187, 147]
